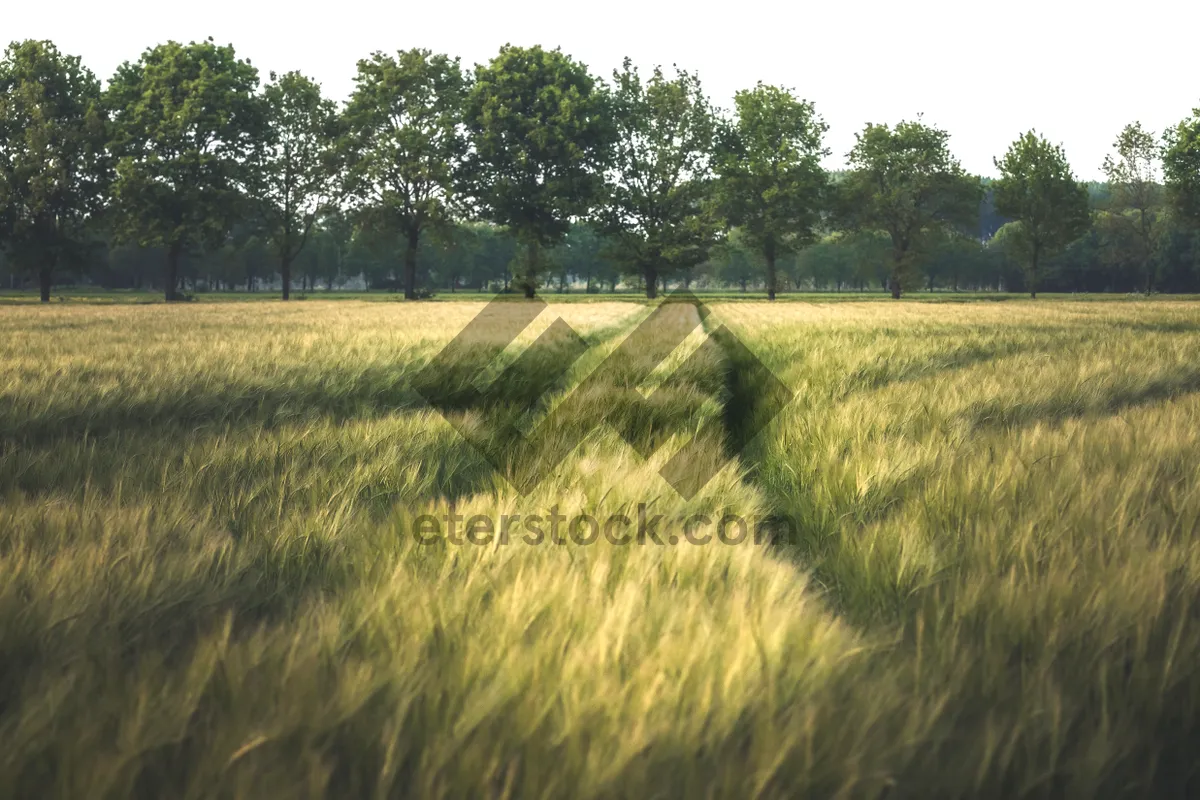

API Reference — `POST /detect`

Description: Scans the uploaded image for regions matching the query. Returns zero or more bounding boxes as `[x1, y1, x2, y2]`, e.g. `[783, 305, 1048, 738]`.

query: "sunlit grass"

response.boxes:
[1, 297, 1199, 796]
[714, 299, 1200, 795]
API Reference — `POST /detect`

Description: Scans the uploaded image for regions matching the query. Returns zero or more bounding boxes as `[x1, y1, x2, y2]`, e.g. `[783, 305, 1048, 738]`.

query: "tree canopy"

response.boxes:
[343, 49, 467, 300]
[1101, 122, 1163, 293]
[714, 83, 828, 300]
[105, 39, 264, 301]
[992, 131, 1090, 298]
[464, 45, 612, 297]
[1164, 108, 1200, 229]
[840, 118, 981, 298]
[0, 40, 110, 301]
[599, 60, 718, 299]
[249, 70, 342, 300]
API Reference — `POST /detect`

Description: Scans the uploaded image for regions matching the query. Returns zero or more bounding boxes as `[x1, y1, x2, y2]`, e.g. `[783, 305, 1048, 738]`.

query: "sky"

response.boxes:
[7, 0, 1199, 181]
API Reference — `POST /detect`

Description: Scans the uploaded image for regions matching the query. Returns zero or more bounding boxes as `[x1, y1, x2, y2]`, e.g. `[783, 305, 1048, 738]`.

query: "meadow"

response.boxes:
[1, 296, 1198, 798]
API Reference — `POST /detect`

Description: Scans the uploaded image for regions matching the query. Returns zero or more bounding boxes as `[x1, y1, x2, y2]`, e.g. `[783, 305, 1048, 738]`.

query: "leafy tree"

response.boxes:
[916, 230, 994, 292]
[343, 49, 467, 300]
[1164, 107, 1200, 229]
[464, 45, 611, 298]
[992, 131, 1090, 298]
[470, 223, 518, 291]
[712, 230, 760, 291]
[314, 209, 353, 290]
[795, 235, 855, 290]
[249, 71, 342, 300]
[714, 83, 828, 300]
[1102, 122, 1163, 294]
[560, 222, 617, 293]
[420, 222, 480, 291]
[0, 40, 109, 302]
[599, 60, 717, 298]
[840, 118, 980, 298]
[105, 39, 263, 301]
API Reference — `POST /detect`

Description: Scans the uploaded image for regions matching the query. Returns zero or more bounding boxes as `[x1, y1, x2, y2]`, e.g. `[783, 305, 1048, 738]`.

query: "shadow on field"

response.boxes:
[964, 366, 1200, 432]
[0, 364, 429, 446]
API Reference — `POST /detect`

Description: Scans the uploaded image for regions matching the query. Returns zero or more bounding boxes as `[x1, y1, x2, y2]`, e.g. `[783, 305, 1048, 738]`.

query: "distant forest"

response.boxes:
[3, 39, 1199, 299]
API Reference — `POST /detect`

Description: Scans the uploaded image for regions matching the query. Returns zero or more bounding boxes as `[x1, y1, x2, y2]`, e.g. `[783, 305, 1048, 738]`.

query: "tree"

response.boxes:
[343, 49, 467, 300]
[464, 45, 611, 298]
[714, 83, 828, 300]
[599, 60, 717, 299]
[1102, 122, 1163, 294]
[712, 230, 760, 291]
[249, 71, 342, 300]
[105, 39, 263, 301]
[0, 40, 110, 302]
[560, 222, 617, 293]
[1164, 108, 1200, 230]
[840, 118, 980, 298]
[992, 131, 1090, 298]
[314, 209, 353, 290]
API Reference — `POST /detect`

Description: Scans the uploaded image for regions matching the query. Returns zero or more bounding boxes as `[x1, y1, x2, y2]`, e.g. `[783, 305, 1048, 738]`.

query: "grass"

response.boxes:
[1, 297, 1199, 797]
[6, 287, 1200, 306]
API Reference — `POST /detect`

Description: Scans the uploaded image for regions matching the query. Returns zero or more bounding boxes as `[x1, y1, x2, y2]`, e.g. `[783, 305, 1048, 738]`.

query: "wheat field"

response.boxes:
[1, 297, 1198, 798]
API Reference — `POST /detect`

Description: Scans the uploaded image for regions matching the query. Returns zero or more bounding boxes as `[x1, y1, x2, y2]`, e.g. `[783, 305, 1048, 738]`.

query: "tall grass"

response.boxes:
[1, 298, 1198, 797]
[715, 299, 1200, 795]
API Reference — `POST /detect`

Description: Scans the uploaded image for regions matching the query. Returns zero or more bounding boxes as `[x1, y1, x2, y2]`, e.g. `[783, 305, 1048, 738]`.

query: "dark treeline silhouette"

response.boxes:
[2, 38, 1200, 301]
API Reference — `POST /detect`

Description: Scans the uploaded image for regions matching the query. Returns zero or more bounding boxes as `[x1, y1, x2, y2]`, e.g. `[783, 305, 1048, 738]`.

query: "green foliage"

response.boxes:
[105, 39, 263, 301]
[562, 222, 620, 292]
[0, 40, 110, 301]
[343, 49, 468, 300]
[1164, 107, 1200, 228]
[992, 131, 1091, 297]
[714, 83, 828, 299]
[840, 118, 981, 297]
[464, 45, 612, 297]
[249, 71, 342, 300]
[796, 232, 889, 291]
[599, 60, 718, 298]
[710, 229, 762, 291]
[1102, 122, 1164, 293]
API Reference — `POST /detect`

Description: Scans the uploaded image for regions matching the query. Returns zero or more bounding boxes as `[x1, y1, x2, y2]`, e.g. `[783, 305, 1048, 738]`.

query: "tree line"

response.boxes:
[3, 38, 1200, 301]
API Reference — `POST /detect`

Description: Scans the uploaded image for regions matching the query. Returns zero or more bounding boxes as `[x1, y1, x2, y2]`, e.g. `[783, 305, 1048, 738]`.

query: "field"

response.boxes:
[2, 297, 1199, 798]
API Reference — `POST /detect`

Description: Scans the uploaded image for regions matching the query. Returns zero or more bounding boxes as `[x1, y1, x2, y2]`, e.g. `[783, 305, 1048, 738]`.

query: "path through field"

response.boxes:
[1, 298, 1199, 797]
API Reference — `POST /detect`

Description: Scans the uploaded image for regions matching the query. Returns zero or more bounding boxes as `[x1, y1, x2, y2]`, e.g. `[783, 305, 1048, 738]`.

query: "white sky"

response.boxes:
[7, 0, 1198, 180]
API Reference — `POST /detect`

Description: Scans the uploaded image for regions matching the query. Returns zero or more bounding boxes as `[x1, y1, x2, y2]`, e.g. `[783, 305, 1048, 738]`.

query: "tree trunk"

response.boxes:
[166, 240, 182, 302]
[1030, 244, 1039, 299]
[281, 255, 292, 301]
[404, 228, 419, 300]
[38, 257, 53, 303]
[765, 239, 777, 301]
[889, 246, 904, 299]
[645, 263, 658, 299]
[521, 241, 538, 298]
